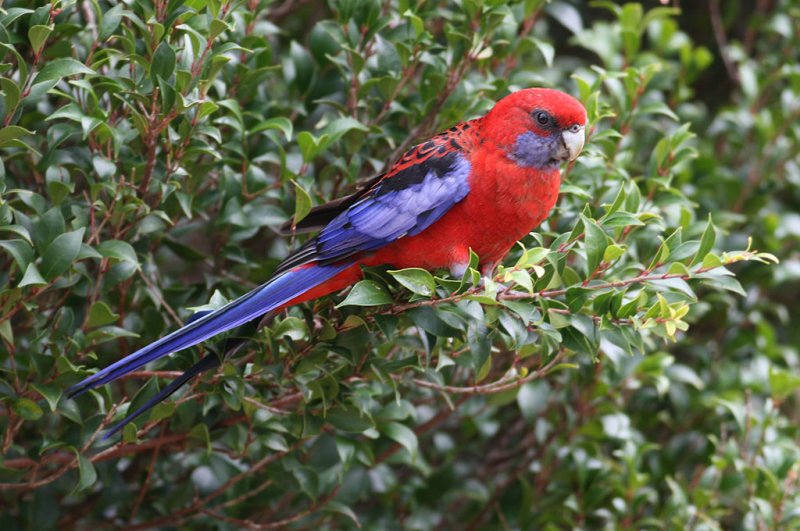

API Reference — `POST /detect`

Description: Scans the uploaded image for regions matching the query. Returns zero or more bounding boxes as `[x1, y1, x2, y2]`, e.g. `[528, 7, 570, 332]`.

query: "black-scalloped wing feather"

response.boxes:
[272, 122, 479, 276]
[279, 120, 479, 236]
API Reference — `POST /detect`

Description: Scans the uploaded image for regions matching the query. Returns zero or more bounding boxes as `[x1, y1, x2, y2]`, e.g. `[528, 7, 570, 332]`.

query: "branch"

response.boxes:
[400, 350, 567, 396]
[128, 439, 305, 529]
[709, 0, 740, 83]
[200, 485, 341, 529]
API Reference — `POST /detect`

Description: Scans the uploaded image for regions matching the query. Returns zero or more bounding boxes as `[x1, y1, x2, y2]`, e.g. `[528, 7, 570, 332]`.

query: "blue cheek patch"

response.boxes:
[512, 131, 559, 169]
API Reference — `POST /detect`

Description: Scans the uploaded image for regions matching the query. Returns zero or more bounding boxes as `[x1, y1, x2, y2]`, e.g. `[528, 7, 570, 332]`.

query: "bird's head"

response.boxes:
[482, 88, 588, 169]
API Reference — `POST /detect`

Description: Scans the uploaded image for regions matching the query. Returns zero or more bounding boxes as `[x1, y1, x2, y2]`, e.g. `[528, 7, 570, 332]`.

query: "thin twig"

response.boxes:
[709, 0, 740, 83]
[401, 350, 566, 395]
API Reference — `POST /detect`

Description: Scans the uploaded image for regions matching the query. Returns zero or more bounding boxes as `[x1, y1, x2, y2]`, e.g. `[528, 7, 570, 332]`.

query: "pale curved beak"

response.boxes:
[561, 126, 585, 162]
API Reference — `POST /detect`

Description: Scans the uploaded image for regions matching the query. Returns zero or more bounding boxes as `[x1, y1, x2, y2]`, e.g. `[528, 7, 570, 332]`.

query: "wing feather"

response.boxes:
[303, 152, 470, 266]
[279, 120, 479, 235]
[273, 122, 479, 275]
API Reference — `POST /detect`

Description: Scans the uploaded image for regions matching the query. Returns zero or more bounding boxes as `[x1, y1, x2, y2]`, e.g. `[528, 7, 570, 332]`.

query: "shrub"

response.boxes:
[0, 0, 798, 528]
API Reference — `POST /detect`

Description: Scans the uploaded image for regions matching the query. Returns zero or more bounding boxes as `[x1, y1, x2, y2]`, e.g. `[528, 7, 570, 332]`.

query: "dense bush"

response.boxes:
[1, 0, 798, 528]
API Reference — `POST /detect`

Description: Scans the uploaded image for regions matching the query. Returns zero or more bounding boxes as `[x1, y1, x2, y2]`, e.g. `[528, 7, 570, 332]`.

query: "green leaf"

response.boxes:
[507, 270, 533, 293]
[407, 306, 462, 337]
[502, 300, 540, 324]
[647, 239, 670, 272]
[701, 252, 723, 270]
[0, 125, 33, 146]
[31, 383, 61, 412]
[291, 466, 319, 499]
[197, 101, 219, 120]
[327, 405, 375, 433]
[638, 101, 679, 121]
[601, 212, 645, 228]
[582, 215, 608, 275]
[288, 40, 313, 91]
[0, 77, 21, 114]
[0, 320, 12, 345]
[13, 398, 43, 420]
[33, 58, 95, 85]
[769, 368, 800, 400]
[92, 156, 117, 179]
[388, 268, 436, 296]
[292, 180, 312, 225]
[188, 424, 211, 451]
[403, 10, 424, 35]
[514, 246, 550, 269]
[98, 4, 124, 40]
[324, 501, 362, 529]
[88, 301, 119, 327]
[380, 421, 418, 461]
[547, 308, 571, 329]
[336, 280, 392, 307]
[691, 214, 716, 266]
[157, 75, 176, 112]
[1, 7, 34, 26]
[297, 131, 328, 162]
[73, 452, 98, 492]
[209, 18, 231, 40]
[547, 1, 583, 34]
[0, 44, 28, 95]
[19, 263, 47, 287]
[323, 117, 369, 143]
[252, 117, 293, 140]
[700, 274, 746, 296]
[533, 38, 554, 67]
[263, 433, 289, 452]
[86, 325, 139, 344]
[28, 24, 52, 55]
[96, 239, 139, 266]
[151, 42, 177, 83]
[40, 228, 84, 280]
[0, 239, 34, 270]
[603, 244, 626, 263]
[149, 401, 176, 422]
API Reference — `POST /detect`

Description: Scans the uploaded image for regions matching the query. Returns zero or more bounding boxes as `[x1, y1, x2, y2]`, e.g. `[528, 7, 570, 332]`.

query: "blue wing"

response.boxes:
[275, 150, 472, 273]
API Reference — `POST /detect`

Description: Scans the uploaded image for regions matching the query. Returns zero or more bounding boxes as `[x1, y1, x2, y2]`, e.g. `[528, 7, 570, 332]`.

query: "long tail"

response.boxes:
[67, 262, 351, 402]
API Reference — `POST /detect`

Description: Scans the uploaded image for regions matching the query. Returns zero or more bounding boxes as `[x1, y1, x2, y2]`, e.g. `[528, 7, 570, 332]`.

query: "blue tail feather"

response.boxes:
[67, 262, 351, 399]
[185, 309, 213, 325]
[101, 353, 221, 440]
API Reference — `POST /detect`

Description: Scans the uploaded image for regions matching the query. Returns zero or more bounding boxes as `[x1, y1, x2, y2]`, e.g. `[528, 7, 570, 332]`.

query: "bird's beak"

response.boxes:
[560, 126, 585, 162]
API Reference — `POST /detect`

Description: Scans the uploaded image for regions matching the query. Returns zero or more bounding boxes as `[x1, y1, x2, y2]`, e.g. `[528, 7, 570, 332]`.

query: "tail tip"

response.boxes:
[65, 374, 100, 400]
[65, 384, 86, 400]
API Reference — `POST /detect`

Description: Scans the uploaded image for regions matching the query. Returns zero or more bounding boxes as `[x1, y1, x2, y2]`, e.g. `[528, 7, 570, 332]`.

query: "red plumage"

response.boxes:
[284, 88, 587, 308]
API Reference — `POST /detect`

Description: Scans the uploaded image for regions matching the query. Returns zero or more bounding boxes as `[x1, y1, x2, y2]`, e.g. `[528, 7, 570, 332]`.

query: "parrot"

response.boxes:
[66, 88, 587, 439]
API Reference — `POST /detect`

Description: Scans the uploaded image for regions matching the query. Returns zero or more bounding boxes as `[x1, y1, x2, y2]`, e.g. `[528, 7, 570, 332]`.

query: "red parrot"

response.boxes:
[68, 88, 587, 438]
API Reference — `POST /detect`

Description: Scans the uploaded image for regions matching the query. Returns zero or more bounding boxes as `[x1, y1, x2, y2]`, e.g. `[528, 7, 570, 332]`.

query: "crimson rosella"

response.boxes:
[67, 88, 587, 438]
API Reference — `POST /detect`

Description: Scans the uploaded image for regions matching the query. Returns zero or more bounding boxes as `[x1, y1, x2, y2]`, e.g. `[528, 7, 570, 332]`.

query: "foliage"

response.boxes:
[0, 0, 798, 528]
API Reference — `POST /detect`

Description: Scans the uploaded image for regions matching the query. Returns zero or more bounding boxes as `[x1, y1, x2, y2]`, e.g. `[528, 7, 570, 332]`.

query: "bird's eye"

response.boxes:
[535, 111, 549, 126]
[568, 124, 581, 134]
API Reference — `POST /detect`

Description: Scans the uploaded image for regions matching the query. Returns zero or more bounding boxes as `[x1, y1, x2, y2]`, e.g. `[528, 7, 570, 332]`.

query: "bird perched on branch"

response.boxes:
[67, 88, 587, 438]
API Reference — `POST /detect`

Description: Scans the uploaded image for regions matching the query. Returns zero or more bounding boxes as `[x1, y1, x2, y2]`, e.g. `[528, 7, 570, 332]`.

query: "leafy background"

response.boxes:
[1, 0, 798, 528]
